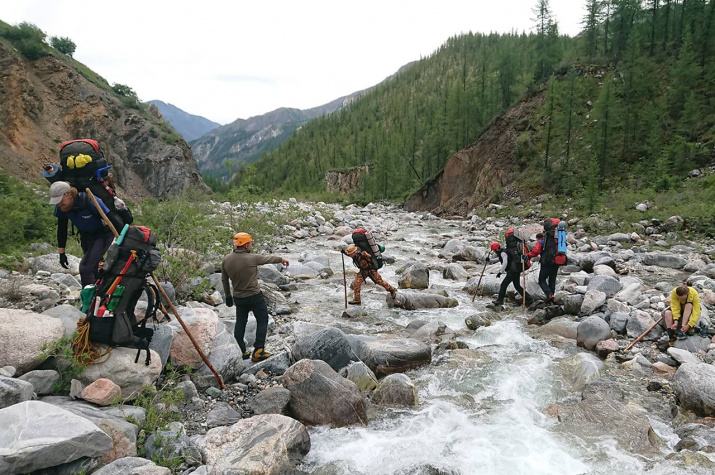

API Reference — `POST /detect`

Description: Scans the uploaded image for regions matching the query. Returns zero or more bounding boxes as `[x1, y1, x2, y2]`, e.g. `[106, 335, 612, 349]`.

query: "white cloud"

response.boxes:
[0, 0, 585, 124]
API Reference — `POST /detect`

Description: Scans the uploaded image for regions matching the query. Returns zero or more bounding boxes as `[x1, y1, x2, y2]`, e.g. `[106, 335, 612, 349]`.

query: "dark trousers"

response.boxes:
[79, 233, 113, 287]
[234, 292, 269, 353]
[498, 270, 530, 301]
[538, 264, 559, 298]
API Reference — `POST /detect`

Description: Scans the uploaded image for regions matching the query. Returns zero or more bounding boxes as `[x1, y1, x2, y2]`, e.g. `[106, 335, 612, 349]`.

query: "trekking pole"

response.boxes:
[471, 250, 491, 302]
[87, 189, 226, 390]
[522, 242, 527, 315]
[341, 252, 348, 309]
[623, 316, 663, 353]
[151, 272, 226, 389]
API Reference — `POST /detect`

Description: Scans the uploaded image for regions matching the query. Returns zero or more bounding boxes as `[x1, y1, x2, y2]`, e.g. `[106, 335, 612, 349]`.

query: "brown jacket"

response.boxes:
[221, 248, 283, 298]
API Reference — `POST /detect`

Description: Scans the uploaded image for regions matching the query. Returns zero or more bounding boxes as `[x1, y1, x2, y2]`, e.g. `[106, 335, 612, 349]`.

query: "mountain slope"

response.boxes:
[148, 100, 220, 141]
[192, 87, 380, 180]
[0, 20, 209, 201]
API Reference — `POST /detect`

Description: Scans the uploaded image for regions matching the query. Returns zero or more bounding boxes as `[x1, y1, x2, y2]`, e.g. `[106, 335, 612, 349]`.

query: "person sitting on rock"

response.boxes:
[664, 284, 702, 344]
[342, 245, 396, 305]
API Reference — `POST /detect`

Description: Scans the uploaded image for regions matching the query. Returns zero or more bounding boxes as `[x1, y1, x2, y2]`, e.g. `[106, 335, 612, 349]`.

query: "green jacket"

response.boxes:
[221, 248, 283, 299]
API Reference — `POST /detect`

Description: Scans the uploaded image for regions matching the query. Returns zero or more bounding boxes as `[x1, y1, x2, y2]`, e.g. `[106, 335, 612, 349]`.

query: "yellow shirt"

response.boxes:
[671, 287, 701, 327]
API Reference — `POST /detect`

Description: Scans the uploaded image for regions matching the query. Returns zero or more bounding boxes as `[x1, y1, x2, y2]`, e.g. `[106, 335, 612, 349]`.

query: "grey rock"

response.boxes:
[371, 373, 418, 406]
[18, 369, 60, 396]
[250, 386, 292, 415]
[587, 275, 622, 298]
[205, 402, 242, 429]
[92, 457, 170, 475]
[673, 363, 715, 417]
[0, 376, 35, 409]
[577, 316, 612, 350]
[292, 327, 357, 372]
[339, 361, 378, 393]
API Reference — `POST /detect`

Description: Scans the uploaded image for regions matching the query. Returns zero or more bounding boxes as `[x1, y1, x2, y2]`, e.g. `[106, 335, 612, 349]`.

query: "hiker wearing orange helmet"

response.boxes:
[221, 232, 289, 362]
[342, 245, 396, 305]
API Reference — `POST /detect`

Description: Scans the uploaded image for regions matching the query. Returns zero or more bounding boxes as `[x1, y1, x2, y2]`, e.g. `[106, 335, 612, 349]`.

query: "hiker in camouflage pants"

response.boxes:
[343, 245, 396, 305]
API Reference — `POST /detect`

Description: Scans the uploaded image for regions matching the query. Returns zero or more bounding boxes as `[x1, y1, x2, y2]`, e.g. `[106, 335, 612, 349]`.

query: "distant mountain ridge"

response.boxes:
[148, 100, 221, 142]
[188, 62, 419, 180]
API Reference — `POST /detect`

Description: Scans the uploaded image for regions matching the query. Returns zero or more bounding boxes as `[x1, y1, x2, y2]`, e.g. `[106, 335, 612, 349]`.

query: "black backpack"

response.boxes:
[352, 228, 383, 270]
[505, 228, 524, 273]
[47, 139, 133, 226]
[85, 226, 162, 365]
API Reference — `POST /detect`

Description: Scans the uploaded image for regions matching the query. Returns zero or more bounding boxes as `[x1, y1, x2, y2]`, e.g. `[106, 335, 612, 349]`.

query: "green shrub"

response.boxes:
[39, 335, 86, 394]
[0, 173, 56, 256]
[49, 36, 76, 57]
[0, 22, 49, 60]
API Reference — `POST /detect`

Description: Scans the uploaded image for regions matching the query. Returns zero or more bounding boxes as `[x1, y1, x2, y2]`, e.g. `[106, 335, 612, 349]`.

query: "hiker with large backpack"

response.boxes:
[342, 245, 397, 305]
[49, 181, 123, 287]
[534, 218, 568, 305]
[492, 231, 534, 307]
[43, 139, 133, 227]
[221, 232, 289, 362]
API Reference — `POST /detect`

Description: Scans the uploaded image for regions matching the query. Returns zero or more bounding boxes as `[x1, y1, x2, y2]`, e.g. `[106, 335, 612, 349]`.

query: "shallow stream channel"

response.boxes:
[266, 208, 713, 475]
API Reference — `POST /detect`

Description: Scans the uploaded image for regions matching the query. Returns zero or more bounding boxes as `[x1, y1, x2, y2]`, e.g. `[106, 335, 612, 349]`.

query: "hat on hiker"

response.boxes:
[346, 245, 359, 255]
[49, 181, 71, 205]
[490, 242, 500, 252]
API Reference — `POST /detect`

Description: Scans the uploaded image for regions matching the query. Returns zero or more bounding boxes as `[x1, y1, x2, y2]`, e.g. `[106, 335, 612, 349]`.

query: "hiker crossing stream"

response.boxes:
[280, 210, 711, 475]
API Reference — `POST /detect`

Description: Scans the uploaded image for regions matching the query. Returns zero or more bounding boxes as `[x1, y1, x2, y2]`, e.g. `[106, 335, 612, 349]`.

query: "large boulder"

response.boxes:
[0, 401, 113, 474]
[77, 347, 162, 397]
[193, 320, 243, 390]
[42, 304, 85, 339]
[577, 316, 612, 351]
[339, 361, 378, 393]
[282, 359, 366, 427]
[397, 262, 430, 289]
[463, 275, 501, 298]
[580, 290, 607, 316]
[292, 327, 357, 372]
[196, 414, 310, 475]
[555, 390, 663, 457]
[371, 373, 418, 407]
[410, 321, 455, 344]
[443, 263, 469, 281]
[636, 252, 686, 269]
[626, 311, 663, 341]
[92, 457, 170, 475]
[390, 291, 458, 310]
[0, 309, 65, 374]
[168, 307, 219, 369]
[559, 353, 605, 391]
[586, 275, 622, 298]
[673, 363, 715, 416]
[348, 335, 432, 377]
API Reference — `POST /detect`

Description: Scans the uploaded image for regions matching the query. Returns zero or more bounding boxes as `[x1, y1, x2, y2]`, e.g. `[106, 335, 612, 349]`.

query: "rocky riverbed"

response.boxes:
[2, 200, 715, 474]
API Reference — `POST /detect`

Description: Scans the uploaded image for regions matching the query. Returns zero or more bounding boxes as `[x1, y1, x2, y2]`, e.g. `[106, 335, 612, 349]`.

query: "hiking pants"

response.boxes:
[234, 292, 269, 353]
[538, 263, 559, 298]
[353, 270, 395, 301]
[79, 233, 113, 287]
[497, 270, 530, 302]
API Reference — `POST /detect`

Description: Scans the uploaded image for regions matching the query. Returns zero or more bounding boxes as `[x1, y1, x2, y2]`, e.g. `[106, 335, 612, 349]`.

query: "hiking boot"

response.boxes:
[348, 299, 362, 305]
[251, 348, 272, 362]
[389, 289, 397, 299]
[677, 331, 687, 340]
[491, 299, 504, 306]
[545, 295, 555, 306]
[686, 328, 696, 337]
[242, 351, 251, 360]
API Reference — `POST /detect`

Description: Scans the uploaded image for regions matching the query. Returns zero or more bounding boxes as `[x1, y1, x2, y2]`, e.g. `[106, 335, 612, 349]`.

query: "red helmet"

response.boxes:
[490, 242, 500, 252]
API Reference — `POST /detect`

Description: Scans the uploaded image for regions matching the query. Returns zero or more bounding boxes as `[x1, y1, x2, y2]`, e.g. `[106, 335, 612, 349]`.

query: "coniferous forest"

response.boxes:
[245, 0, 714, 209]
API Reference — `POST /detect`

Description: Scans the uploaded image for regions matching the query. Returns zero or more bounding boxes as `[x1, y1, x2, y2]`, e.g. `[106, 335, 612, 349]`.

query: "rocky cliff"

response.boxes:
[0, 40, 209, 200]
[324, 165, 372, 195]
[404, 97, 541, 216]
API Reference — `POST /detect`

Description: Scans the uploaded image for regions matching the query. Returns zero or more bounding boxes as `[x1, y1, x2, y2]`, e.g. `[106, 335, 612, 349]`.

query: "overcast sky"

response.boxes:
[1, 1, 586, 125]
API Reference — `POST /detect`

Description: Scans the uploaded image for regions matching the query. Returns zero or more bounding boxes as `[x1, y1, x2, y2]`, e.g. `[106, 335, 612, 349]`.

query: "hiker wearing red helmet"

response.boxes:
[342, 245, 396, 305]
[493, 232, 534, 307]
[221, 232, 289, 362]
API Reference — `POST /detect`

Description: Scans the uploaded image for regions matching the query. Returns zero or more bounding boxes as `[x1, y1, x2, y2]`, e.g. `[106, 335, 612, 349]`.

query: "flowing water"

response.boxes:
[277, 214, 712, 475]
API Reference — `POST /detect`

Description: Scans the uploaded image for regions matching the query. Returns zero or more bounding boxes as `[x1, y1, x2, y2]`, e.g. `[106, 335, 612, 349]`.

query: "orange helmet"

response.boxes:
[233, 232, 253, 247]
[490, 242, 500, 252]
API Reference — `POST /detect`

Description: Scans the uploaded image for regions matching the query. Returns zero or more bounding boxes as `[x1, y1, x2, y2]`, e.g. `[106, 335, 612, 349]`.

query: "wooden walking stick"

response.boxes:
[86, 189, 226, 389]
[341, 251, 348, 309]
[471, 250, 491, 302]
[522, 241, 527, 315]
[623, 316, 663, 353]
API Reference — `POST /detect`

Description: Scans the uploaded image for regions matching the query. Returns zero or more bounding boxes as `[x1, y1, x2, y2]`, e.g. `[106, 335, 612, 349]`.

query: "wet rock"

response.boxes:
[397, 262, 430, 289]
[283, 359, 366, 427]
[443, 263, 469, 280]
[390, 291, 458, 310]
[410, 320, 455, 344]
[371, 374, 418, 407]
[292, 326, 357, 372]
[196, 414, 310, 474]
[339, 361, 378, 393]
[465, 314, 492, 330]
[535, 317, 579, 340]
[347, 335, 431, 377]
[250, 386, 291, 415]
[560, 353, 605, 391]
